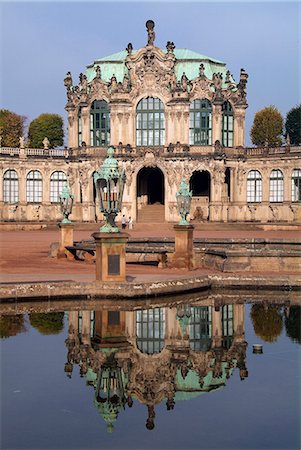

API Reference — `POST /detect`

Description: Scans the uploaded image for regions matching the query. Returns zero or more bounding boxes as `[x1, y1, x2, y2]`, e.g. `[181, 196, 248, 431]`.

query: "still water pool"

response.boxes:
[1, 297, 300, 450]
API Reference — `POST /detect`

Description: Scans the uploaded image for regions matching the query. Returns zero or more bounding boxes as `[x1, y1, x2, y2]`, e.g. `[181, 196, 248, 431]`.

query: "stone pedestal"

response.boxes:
[168, 224, 195, 270]
[58, 223, 74, 259]
[92, 232, 129, 282]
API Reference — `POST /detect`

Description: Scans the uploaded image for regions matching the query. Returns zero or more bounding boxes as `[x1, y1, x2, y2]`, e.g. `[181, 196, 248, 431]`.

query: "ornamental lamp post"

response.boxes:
[168, 178, 195, 270]
[176, 178, 192, 225]
[94, 147, 126, 233]
[57, 183, 74, 259]
[59, 183, 74, 224]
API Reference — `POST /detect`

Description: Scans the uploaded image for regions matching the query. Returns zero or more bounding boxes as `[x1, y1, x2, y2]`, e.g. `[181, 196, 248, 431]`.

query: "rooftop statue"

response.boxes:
[146, 19, 155, 46]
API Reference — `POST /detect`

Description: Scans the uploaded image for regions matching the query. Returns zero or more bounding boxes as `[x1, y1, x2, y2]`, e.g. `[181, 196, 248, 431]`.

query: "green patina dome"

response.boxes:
[86, 48, 234, 87]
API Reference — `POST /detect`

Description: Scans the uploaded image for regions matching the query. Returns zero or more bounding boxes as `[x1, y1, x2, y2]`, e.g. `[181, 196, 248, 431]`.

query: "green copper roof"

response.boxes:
[86, 48, 235, 85]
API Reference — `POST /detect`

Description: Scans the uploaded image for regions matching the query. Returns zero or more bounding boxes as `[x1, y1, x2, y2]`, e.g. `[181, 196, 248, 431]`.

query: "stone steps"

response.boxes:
[137, 204, 165, 223]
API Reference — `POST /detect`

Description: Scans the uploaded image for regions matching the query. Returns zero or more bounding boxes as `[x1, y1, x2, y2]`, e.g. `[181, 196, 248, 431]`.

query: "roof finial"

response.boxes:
[146, 20, 155, 46]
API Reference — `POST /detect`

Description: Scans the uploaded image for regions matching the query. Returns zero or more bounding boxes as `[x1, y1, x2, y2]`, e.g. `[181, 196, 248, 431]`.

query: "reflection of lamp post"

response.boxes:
[92, 147, 129, 282]
[57, 183, 74, 259]
[95, 355, 127, 433]
[59, 183, 74, 224]
[94, 147, 126, 233]
[176, 303, 192, 336]
[176, 178, 192, 226]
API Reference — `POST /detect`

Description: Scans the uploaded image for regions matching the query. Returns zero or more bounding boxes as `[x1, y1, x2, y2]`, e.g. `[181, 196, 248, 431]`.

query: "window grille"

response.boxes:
[26, 170, 42, 203]
[90, 100, 110, 146]
[291, 169, 301, 202]
[269, 169, 284, 202]
[247, 170, 262, 203]
[136, 97, 165, 146]
[189, 99, 212, 145]
[3, 170, 18, 203]
[136, 308, 165, 354]
[50, 171, 67, 203]
[222, 101, 234, 147]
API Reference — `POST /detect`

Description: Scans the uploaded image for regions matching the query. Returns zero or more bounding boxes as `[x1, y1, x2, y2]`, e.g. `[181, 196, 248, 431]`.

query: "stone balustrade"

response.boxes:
[0, 144, 300, 159]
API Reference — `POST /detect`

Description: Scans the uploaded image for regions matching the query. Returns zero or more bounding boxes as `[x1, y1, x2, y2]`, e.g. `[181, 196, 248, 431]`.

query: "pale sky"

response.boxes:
[0, 1, 300, 146]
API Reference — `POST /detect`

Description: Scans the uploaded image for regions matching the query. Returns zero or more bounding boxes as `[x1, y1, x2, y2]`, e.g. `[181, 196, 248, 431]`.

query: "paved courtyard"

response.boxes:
[1, 224, 300, 284]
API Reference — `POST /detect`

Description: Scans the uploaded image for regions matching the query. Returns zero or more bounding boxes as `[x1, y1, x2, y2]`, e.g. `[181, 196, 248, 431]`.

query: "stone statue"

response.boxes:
[236, 68, 248, 103]
[225, 70, 231, 83]
[146, 20, 155, 46]
[166, 41, 175, 53]
[19, 136, 25, 148]
[199, 63, 205, 77]
[64, 71, 73, 102]
[95, 65, 101, 79]
[43, 137, 50, 149]
[181, 72, 188, 91]
[126, 42, 133, 55]
[79, 73, 87, 93]
[110, 74, 117, 92]
[64, 71, 73, 89]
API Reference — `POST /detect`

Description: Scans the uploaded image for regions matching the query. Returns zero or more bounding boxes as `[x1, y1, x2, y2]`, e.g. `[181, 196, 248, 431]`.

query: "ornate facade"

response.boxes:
[0, 20, 300, 223]
[64, 301, 247, 431]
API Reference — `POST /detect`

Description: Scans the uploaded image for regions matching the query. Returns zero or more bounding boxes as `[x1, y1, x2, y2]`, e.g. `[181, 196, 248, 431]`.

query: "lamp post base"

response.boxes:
[168, 224, 195, 270]
[92, 232, 129, 282]
[57, 222, 74, 259]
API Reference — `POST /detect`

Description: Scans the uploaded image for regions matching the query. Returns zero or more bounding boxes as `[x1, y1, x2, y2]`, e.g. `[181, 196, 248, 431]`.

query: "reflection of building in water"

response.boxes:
[65, 303, 247, 431]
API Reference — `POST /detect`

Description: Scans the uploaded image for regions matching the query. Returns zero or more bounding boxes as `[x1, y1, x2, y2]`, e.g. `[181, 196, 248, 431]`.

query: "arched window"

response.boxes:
[291, 169, 301, 202]
[269, 169, 284, 202]
[50, 171, 67, 203]
[78, 107, 82, 146]
[189, 306, 212, 352]
[189, 99, 212, 145]
[247, 170, 262, 203]
[26, 170, 42, 203]
[222, 101, 234, 147]
[136, 308, 165, 354]
[136, 97, 165, 146]
[90, 100, 110, 146]
[3, 170, 18, 203]
[189, 170, 211, 200]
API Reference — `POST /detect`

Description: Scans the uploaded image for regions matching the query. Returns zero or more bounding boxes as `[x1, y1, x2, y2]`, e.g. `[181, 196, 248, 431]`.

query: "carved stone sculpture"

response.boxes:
[146, 20, 155, 46]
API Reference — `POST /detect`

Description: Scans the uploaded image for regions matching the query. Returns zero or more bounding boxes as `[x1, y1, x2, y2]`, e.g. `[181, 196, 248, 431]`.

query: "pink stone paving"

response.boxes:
[0, 224, 300, 284]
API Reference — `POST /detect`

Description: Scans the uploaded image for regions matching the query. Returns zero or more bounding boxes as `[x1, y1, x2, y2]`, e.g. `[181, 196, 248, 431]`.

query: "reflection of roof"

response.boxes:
[86, 48, 234, 86]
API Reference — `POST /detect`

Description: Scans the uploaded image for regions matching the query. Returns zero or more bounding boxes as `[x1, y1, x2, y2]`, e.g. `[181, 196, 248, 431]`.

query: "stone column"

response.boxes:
[283, 167, 291, 202]
[211, 307, 222, 348]
[233, 108, 246, 147]
[81, 311, 92, 345]
[168, 224, 195, 270]
[81, 105, 90, 146]
[262, 168, 269, 202]
[66, 106, 78, 149]
[58, 223, 74, 259]
[92, 232, 129, 282]
[212, 103, 222, 144]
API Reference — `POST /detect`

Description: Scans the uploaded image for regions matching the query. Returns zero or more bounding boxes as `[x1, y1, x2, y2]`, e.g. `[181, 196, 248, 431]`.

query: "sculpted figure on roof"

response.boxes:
[146, 20, 155, 46]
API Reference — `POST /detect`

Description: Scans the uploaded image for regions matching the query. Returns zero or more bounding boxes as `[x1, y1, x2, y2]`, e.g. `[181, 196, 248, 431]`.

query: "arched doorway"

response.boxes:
[137, 167, 165, 222]
[189, 170, 211, 221]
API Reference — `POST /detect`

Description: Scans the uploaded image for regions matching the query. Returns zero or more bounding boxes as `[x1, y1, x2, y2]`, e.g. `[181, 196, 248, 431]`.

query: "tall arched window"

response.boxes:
[26, 170, 42, 203]
[269, 169, 284, 202]
[50, 171, 67, 203]
[247, 170, 262, 203]
[136, 308, 165, 354]
[189, 99, 212, 145]
[3, 170, 18, 203]
[222, 101, 234, 147]
[90, 100, 110, 146]
[292, 169, 301, 202]
[189, 306, 212, 352]
[136, 97, 165, 146]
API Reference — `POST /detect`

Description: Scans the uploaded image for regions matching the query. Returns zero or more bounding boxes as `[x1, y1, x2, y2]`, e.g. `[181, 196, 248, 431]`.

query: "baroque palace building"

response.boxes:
[0, 20, 300, 224]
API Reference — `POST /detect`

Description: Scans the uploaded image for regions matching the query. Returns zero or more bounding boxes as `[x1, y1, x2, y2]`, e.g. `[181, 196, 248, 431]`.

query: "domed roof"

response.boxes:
[86, 48, 234, 86]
